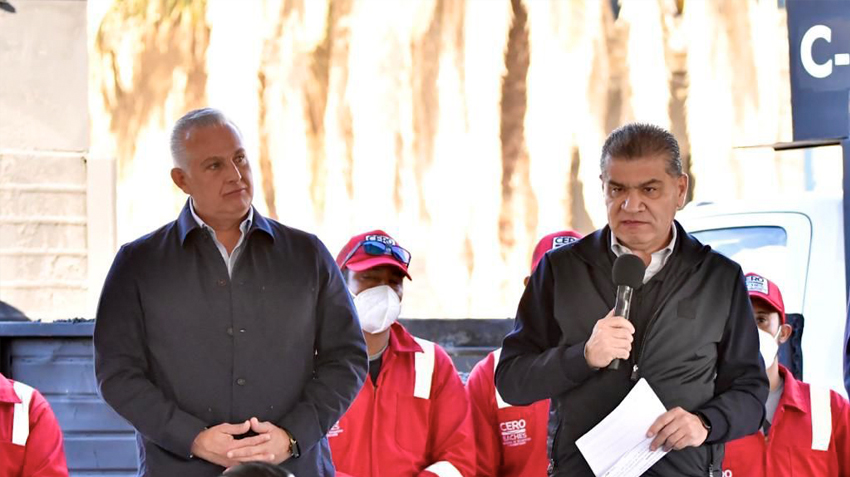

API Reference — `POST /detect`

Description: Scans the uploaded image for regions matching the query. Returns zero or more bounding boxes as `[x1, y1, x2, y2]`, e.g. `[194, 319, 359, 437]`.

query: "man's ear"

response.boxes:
[778, 323, 793, 344]
[677, 174, 690, 209]
[523, 276, 530, 287]
[171, 168, 190, 195]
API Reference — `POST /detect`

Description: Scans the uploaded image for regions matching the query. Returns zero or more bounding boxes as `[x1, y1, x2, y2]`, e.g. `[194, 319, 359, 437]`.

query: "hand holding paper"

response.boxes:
[647, 407, 709, 452]
[575, 378, 669, 477]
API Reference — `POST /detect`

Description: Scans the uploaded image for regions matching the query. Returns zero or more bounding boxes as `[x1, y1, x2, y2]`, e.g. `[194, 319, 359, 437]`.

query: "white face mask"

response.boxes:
[757, 328, 781, 368]
[353, 285, 401, 334]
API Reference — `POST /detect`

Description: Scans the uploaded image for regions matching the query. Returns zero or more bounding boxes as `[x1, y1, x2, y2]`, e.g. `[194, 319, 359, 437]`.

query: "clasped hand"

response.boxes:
[191, 417, 292, 469]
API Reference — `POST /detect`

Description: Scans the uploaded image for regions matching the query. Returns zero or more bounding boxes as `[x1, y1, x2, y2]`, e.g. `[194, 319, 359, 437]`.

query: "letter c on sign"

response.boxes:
[802, 25, 833, 79]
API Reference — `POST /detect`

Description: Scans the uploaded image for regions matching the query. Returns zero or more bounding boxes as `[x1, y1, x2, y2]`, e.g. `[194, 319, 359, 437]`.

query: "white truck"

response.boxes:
[681, 194, 849, 398]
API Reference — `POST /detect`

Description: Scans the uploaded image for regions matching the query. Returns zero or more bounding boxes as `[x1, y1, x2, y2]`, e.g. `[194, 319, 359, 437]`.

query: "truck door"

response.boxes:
[686, 212, 850, 397]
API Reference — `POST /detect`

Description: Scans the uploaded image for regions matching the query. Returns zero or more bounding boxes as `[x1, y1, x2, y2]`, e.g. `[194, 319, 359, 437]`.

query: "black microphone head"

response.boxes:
[612, 254, 645, 289]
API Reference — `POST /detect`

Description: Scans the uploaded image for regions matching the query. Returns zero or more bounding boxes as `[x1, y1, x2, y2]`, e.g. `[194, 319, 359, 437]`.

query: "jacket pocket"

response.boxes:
[0, 443, 25, 476]
[678, 298, 697, 320]
[395, 395, 431, 455]
[786, 444, 832, 476]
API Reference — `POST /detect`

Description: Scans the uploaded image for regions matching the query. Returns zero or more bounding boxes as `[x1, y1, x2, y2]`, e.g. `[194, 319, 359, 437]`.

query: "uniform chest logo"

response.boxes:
[328, 422, 344, 438]
[499, 418, 531, 447]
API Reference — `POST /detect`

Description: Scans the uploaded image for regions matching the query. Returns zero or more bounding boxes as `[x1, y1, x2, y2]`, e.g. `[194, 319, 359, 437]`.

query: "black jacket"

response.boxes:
[495, 222, 768, 476]
[94, 202, 368, 477]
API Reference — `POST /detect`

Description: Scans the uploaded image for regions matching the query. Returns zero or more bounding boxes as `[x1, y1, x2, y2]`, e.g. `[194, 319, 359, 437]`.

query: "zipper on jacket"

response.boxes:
[549, 422, 561, 472]
[631, 299, 668, 382]
[630, 259, 704, 383]
[705, 443, 716, 477]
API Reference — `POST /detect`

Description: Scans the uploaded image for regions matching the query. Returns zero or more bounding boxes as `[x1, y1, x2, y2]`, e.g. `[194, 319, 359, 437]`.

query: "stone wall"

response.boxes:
[0, 0, 113, 321]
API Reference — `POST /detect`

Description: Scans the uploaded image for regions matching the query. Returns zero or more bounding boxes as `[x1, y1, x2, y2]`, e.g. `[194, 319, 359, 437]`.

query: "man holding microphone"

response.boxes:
[495, 123, 768, 476]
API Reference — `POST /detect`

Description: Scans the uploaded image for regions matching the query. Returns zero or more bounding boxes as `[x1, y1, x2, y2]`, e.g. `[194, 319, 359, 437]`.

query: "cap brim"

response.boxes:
[345, 256, 412, 280]
[749, 294, 785, 323]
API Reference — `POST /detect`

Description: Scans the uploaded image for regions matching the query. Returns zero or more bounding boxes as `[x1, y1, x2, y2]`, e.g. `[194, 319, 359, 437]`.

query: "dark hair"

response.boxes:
[219, 462, 295, 477]
[600, 123, 682, 178]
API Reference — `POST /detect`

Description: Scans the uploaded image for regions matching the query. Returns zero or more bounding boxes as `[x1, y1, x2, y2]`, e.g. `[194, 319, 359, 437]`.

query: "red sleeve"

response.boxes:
[831, 391, 850, 477]
[466, 353, 501, 477]
[416, 345, 476, 477]
[21, 390, 69, 477]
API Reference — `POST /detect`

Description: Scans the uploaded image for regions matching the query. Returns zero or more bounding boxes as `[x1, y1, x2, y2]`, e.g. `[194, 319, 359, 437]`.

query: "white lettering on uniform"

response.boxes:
[500, 418, 531, 447]
[328, 422, 343, 438]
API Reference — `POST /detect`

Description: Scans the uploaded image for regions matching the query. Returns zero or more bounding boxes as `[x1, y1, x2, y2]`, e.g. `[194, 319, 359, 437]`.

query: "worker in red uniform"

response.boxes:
[722, 272, 850, 476]
[0, 372, 69, 476]
[466, 230, 582, 477]
[328, 230, 476, 477]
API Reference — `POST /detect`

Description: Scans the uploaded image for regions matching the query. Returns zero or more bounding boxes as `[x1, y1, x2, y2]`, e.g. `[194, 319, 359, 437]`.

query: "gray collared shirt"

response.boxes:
[189, 198, 253, 277]
[611, 224, 677, 284]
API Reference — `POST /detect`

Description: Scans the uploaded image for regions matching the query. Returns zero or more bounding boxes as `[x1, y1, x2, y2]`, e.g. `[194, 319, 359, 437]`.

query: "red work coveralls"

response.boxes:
[329, 323, 475, 477]
[723, 365, 850, 476]
[466, 349, 549, 477]
[0, 374, 69, 476]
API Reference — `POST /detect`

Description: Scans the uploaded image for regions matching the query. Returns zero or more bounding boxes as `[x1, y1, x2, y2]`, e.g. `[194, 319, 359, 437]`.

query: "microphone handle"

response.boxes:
[607, 286, 634, 371]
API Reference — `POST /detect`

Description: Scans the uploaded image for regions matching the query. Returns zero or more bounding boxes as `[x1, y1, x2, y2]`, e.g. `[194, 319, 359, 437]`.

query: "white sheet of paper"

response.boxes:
[576, 378, 670, 477]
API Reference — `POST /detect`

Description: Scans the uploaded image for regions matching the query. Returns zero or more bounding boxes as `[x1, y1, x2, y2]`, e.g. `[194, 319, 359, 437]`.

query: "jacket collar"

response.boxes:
[387, 323, 424, 354]
[777, 364, 807, 412]
[573, 220, 710, 272]
[176, 199, 274, 246]
[0, 374, 21, 404]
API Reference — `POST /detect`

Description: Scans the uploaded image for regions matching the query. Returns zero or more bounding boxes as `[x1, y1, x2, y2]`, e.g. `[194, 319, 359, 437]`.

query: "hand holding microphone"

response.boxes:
[584, 310, 635, 369]
[583, 254, 645, 370]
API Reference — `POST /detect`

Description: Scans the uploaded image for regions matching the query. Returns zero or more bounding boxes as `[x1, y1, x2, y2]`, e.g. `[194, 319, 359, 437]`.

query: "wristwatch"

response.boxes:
[695, 412, 712, 434]
[284, 428, 300, 459]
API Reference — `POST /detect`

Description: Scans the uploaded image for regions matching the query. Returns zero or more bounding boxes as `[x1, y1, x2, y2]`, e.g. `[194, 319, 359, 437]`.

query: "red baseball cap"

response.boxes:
[336, 230, 412, 279]
[745, 272, 785, 324]
[531, 230, 583, 273]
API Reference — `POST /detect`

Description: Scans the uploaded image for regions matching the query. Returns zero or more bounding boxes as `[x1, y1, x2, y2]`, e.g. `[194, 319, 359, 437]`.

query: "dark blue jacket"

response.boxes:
[496, 222, 769, 476]
[94, 202, 368, 477]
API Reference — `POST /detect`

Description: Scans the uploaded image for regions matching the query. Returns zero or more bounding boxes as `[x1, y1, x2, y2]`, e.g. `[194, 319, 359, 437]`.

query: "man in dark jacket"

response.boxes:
[495, 123, 768, 476]
[94, 108, 368, 476]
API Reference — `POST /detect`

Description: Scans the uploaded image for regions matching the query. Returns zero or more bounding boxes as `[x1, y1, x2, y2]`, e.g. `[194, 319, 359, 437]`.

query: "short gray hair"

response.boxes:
[600, 123, 682, 178]
[170, 108, 235, 168]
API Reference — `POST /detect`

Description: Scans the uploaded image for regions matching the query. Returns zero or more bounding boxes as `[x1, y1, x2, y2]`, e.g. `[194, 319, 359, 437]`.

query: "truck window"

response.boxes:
[692, 226, 789, 285]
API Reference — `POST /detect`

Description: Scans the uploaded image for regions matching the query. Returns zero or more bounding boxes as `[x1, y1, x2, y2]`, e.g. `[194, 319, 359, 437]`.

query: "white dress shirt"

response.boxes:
[189, 198, 253, 277]
[611, 224, 677, 284]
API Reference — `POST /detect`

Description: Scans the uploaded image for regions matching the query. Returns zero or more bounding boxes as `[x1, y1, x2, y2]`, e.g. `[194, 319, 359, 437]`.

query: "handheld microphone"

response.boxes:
[607, 253, 645, 370]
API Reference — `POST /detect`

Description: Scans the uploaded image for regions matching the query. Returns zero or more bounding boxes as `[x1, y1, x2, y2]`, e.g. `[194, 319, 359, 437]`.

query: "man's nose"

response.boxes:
[225, 160, 243, 182]
[621, 189, 643, 212]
